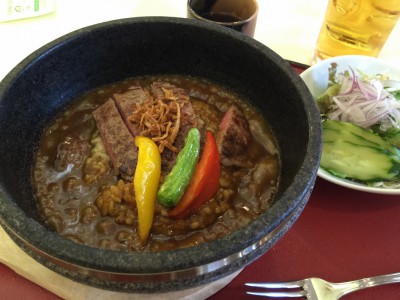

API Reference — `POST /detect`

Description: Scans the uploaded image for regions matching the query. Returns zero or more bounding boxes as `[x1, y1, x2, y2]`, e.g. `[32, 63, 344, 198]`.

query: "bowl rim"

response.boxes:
[0, 16, 322, 275]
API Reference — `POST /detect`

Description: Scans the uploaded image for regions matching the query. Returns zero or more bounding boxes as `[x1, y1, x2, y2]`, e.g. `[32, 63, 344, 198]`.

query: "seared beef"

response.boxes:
[113, 85, 150, 137]
[151, 82, 189, 101]
[151, 82, 202, 167]
[92, 83, 204, 177]
[216, 105, 252, 168]
[92, 99, 137, 181]
[54, 135, 90, 171]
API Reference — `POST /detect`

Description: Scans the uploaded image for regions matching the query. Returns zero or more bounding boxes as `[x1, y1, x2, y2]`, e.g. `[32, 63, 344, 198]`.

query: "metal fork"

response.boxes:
[245, 272, 400, 299]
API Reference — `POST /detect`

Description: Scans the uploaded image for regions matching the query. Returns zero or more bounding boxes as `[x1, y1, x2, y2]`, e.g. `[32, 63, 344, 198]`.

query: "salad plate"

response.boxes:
[301, 55, 400, 195]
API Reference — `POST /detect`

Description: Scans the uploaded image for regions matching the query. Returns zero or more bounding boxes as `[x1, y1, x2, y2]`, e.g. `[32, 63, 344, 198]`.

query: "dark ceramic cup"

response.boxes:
[187, 0, 258, 37]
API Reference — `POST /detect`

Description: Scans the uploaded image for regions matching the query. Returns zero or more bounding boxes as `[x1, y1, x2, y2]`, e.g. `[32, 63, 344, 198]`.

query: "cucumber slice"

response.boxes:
[322, 120, 398, 155]
[323, 128, 385, 150]
[321, 140, 400, 181]
[321, 120, 400, 182]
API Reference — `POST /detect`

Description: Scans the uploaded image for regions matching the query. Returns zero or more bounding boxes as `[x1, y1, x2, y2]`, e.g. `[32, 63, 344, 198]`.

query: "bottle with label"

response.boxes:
[0, 0, 56, 22]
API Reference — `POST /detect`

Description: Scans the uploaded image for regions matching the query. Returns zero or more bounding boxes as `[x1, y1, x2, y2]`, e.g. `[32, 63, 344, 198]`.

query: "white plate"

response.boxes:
[300, 55, 400, 195]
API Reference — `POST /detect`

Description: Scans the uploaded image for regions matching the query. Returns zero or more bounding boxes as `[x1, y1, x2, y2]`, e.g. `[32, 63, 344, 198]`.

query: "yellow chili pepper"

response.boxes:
[134, 136, 161, 244]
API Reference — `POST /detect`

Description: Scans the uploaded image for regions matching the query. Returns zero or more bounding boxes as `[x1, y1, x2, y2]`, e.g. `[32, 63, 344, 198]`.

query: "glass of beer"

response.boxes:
[313, 0, 400, 62]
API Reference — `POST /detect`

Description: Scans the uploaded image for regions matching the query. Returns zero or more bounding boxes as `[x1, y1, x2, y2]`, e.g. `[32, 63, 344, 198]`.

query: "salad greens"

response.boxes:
[316, 63, 400, 188]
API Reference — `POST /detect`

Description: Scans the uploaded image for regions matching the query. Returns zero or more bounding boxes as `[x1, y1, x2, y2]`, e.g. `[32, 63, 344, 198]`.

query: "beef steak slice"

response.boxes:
[92, 99, 137, 180]
[112, 85, 150, 137]
[216, 105, 253, 168]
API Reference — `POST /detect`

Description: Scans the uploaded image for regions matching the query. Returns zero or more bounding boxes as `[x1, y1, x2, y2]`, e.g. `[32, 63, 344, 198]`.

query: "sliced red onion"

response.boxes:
[326, 67, 400, 130]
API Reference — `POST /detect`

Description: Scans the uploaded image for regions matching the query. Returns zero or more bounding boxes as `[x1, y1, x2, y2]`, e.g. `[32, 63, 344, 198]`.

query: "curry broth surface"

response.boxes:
[33, 75, 279, 252]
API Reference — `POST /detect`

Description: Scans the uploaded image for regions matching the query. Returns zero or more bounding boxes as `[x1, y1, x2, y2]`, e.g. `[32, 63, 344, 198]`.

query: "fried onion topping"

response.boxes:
[129, 88, 186, 153]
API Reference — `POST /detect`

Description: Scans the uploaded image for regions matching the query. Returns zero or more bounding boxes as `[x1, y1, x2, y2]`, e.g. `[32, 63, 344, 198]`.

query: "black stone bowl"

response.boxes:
[0, 17, 321, 292]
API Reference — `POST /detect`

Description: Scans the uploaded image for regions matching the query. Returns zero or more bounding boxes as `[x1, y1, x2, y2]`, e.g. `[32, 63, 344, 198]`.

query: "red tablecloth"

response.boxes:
[210, 177, 400, 299]
[1, 64, 400, 299]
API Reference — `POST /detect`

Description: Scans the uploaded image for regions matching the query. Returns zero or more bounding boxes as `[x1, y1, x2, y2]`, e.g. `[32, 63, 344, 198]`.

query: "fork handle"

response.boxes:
[339, 272, 400, 297]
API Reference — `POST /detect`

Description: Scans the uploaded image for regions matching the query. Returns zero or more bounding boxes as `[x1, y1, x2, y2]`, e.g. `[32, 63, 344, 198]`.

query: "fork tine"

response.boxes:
[245, 280, 304, 289]
[246, 290, 308, 297]
[246, 280, 307, 298]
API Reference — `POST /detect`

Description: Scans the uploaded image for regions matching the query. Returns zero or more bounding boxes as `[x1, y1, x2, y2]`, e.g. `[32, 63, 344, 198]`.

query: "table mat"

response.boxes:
[0, 225, 241, 300]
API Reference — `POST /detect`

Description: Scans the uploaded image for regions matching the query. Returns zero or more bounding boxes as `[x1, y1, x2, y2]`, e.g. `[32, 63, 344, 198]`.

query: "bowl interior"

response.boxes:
[0, 17, 321, 274]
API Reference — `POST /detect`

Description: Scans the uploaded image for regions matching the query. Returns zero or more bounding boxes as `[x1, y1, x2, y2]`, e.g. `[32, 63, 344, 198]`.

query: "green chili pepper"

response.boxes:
[157, 127, 200, 207]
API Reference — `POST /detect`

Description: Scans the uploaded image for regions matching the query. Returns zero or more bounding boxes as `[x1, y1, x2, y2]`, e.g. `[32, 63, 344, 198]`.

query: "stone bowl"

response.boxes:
[0, 17, 321, 292]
